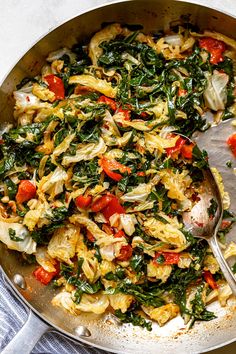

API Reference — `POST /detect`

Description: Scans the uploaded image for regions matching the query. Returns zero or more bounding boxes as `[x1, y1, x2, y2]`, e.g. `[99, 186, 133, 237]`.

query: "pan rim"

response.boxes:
[1, 0, 236, 87]
[2, 266, 236, 354]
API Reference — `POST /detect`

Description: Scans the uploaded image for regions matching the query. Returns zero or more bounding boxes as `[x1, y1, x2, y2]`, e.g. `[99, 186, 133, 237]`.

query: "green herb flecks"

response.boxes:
[207, 199, 218, 218]
[8, 228, 24, 242]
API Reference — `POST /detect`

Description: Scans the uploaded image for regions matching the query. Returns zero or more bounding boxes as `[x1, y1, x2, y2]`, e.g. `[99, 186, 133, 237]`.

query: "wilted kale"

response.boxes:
[58, 44, 91, 92]
[60, 263, 74, 280]
[0, 149, 15, 177]
[150, 185, 172, 215]
[192, 146, 209, 169]
[107, 279, 165, 308]
[105, 267, 126, 281]
[217, 210, 236, 243]
[130, 254, 146, 275]
[0, 116, 59, 177]
[161, 266, 201, 316]
[68, 278, 103, 304]
[190, 284, 216, 324]
[5, 177, 17, 199]
[8, 228, 23, 242]
[47, 206, 69, 223]
[31, 223, 64, 244]
[76, 119, 101, 143]
[73, 159, 100, 187]
[207, 198, 218, 218]
[115, 309, 152, 331]
[98, 39, 209, 135]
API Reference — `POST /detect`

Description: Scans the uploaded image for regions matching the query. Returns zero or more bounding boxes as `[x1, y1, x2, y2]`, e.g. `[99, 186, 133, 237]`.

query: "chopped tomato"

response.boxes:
[91, 195, 113, 213]
[166, 136, 186, 159]
[33, 266, 59, 285]
[137, 171, 145, 177]
[99, 156, 131, 181]
[86, 229, 96, 242]
[178, 88, 188, 97]
[114, 230, 126, 238]
[227, 133, 236, 157]
[117, 108, 131, 121]
[16, 180, 36, 204]
[199, 37, 226, 65]
[140, 112, 148, 118]
[102, 196, 126, 220]
[75, 195, 92, 209]
[116, 244, 133, 261]
[166, 135, 194, 159]
[154, 251, 180, 265]
[203, 270, 218, 289]
[181, 143, 194, 159]
[220, 220, 232, 230]
[44, 74, 65, 101]
[98, 96, 117, 111]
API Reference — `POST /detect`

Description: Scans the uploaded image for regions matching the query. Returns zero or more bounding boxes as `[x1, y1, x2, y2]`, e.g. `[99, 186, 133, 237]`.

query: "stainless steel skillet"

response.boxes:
[1, 1, 236, 353]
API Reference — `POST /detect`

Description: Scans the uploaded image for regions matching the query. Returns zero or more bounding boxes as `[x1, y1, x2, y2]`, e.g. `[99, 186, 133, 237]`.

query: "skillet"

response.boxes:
[1, 1, 236, 353]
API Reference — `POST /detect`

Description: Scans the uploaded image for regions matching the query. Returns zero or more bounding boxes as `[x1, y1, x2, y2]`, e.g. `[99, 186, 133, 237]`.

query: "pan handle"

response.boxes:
[2, 310, 50, 354]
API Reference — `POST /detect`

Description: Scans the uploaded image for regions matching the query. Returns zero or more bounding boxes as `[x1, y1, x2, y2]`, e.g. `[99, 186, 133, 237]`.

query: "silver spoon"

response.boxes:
[181, 132, 236, 295]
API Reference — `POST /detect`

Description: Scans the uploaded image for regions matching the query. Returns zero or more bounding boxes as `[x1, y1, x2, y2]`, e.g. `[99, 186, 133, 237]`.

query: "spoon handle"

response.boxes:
[208, 235, 236, 296]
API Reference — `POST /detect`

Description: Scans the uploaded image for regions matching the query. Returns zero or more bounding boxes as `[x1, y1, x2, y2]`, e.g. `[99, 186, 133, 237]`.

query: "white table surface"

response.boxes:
[0, 0, 236, 353]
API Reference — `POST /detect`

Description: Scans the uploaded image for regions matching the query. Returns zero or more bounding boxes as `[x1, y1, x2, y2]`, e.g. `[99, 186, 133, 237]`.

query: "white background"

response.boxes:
[0, 0, 236, 353]
[0, 0, 236, 82]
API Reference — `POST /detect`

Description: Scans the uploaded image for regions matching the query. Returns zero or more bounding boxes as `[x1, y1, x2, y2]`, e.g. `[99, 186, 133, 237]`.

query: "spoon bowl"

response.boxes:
[181, 134, 236, 295]
[183, 168, 223, 238]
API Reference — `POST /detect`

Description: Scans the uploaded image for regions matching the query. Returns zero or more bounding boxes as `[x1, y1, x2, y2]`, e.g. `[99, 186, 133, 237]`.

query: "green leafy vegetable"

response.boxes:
[207, 199, 218, 218]
[108, 279, 165, 308]
[8, 228, 23, 242]
[5, 178, 18, 199]
[115, 309, 152, 331]
[68, 278, 102, 304]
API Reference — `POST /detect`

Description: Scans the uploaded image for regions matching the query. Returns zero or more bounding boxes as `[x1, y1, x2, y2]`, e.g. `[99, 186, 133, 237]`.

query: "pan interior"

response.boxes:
[1, 1, 236, 353]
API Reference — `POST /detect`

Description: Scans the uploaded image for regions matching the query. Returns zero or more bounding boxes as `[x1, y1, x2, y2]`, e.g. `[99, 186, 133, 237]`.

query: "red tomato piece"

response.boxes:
[199, 37, 226, 65]
[75, 195, 92, 209]
[16, 180, 36, 204]
[181, 143, 194, 159]
[137, 171, 145, 177]
[154, 251, 180, 265]
[140, 112, 148, 118]
[114, 230, 126, 238]
[86, 229, 96, 242]
[220, 220, 232, 229]
[44, 74, 65, 101]
[227, 133, 236, 157]
[117, 108, 131, 121]
[116, 244, 133, 261]
[178, 88, 188, 97]
[91, 195, 113, 213]
[102, 196, 126, 220]
[33, 266, 58, 285]
[98, 95, 117, 111]
[99, 156, 131, 181]
[203, 270, 218, 289]
[166, 136, 186, 159]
